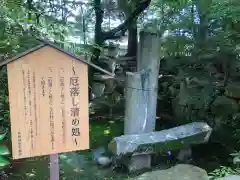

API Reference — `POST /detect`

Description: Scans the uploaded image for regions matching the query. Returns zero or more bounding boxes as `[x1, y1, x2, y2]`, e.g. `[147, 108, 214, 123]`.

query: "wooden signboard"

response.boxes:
[7, 46, 90, 159]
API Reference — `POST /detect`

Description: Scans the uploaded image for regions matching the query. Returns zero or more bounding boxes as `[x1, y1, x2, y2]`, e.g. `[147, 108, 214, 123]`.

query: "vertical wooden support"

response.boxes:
[124, 31, 160, 172]
[49, 154, 60, 180]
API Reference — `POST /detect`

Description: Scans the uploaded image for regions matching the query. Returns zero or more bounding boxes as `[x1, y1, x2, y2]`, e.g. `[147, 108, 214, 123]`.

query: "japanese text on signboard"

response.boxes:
[69, 70, 80, 145]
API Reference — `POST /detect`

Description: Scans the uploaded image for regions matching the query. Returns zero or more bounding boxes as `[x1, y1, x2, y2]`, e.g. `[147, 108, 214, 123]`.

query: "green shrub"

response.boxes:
[208, 166, 240, 179]
[0, 94, 11, 169]
[0, 132, 10, 168]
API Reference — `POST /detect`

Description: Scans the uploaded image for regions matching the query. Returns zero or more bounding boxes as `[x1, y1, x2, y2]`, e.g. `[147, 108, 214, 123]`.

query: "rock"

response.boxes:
[97, 156, 112, 167]
[92, 147, 112, 167]
[233, 113, 240, 121]
[233, 156, 240, 165]
[176, 146, 192, 163]
[216, 175, 240, 180]
[168, 86, 179, 97]
[92, 147, 106, 161]
[92, 82, 105, 97]
[129, 164, 209, 180]
[128, 153, 151, 172]
[0, 55, 4, 61]
[211, 96, 238, 117]
[225, 85, 240, 99]
[213, 116, 224, 130]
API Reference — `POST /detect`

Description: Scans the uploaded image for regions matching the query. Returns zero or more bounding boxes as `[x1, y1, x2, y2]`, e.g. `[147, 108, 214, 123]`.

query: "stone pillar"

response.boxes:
[124, 31, 160, 172]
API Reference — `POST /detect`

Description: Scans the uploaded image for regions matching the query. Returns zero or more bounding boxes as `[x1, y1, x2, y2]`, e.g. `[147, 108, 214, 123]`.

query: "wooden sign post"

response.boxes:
[0, 41, 114, 180]
[50, 154, 60, 180]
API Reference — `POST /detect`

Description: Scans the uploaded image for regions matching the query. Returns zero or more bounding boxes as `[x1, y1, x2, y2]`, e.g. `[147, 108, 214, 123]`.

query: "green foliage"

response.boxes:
[0, 133, 7, 141]
[0, 0, 75, 56]
[0, 156, 10, 168]
[207, 151, 240, 179]
[0, 133, 10, 168]
[0, 0, 240, 177]
[90, 120, 123, 149]
[0, 93, 11, 169]
[209, 166, 240, 179]
[208, 150, 240, 179]
[153, 0, 240, 154]
[0, 145, 10, 156]
[230, 152, 240, 167]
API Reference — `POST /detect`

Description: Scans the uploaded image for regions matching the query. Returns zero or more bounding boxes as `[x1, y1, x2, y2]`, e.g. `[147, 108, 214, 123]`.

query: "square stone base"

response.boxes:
[127, 153, 151, 172]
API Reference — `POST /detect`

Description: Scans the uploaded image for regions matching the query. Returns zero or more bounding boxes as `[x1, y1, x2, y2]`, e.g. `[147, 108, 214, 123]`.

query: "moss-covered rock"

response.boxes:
[232, 113, 240, 121]
[211, 96, 238, 117]
[225, 85, 240, 99]
[129, 164, 209, 180]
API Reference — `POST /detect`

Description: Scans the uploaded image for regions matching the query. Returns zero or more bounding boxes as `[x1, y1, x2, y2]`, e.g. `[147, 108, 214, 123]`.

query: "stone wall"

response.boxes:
[158, 78, 240, 149]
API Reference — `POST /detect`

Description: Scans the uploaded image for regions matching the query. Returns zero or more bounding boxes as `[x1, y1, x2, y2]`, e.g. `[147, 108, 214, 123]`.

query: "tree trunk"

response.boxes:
[126, 20, 138, 57]
[89, 0, 104, 100]
[193, 0, 209, 54]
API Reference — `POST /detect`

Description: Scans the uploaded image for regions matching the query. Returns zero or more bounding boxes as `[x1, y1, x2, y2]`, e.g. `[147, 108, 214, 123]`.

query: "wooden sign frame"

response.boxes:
[0, 40, 114, 160]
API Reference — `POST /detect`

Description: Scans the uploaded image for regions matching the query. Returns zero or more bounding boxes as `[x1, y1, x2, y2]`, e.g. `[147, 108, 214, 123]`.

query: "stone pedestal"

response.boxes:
[109, 122, 213, 172]
[128, 153, 151, 172]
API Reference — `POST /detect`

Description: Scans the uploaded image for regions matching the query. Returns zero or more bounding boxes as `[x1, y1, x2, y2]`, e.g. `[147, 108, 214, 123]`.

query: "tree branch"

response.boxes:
[103, 0, 151, 40]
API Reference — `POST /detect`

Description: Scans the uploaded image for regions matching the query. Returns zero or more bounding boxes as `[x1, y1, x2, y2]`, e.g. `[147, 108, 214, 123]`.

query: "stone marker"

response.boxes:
[109, 122, 212, 156]
[109, 122, 212, 171]
[124, 31, 161, 172]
